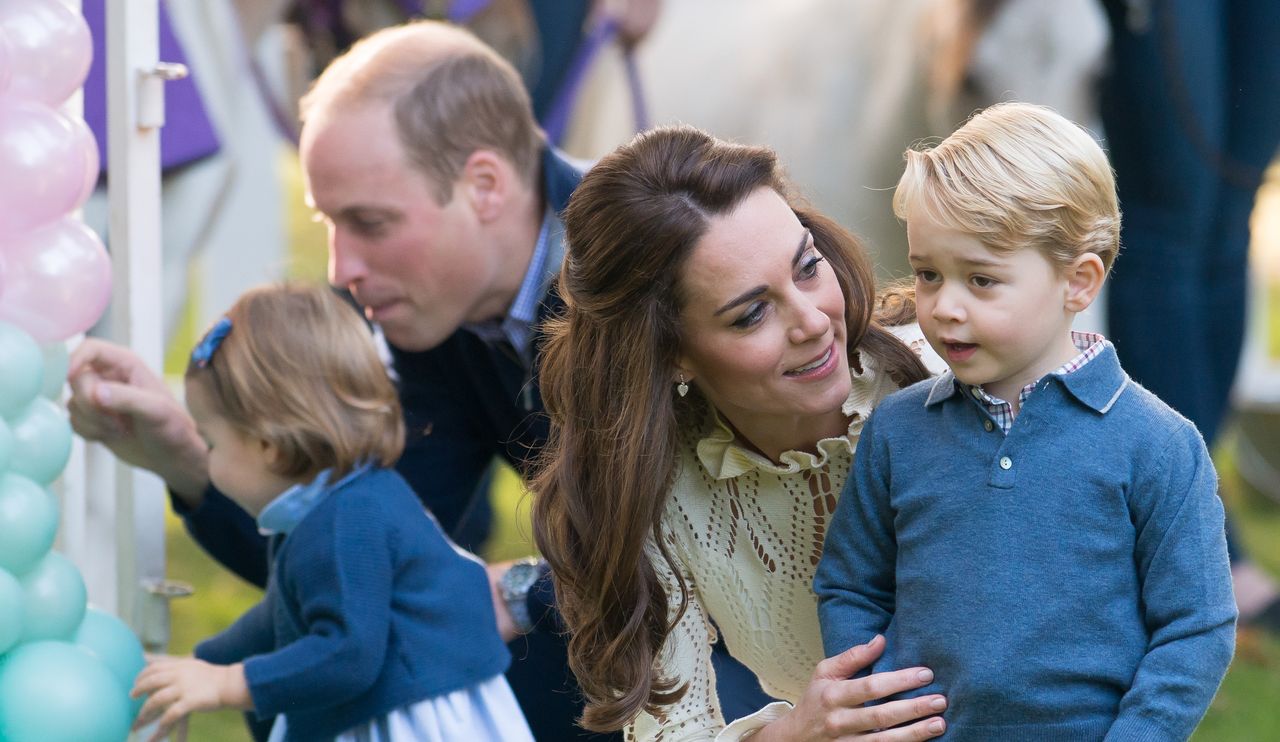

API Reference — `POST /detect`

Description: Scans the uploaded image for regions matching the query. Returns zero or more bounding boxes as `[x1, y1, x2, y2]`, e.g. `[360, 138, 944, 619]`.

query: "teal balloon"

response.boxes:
[0, 640, 131, 742]
[40, 342, 70, 400]
[0, 473, 58, 576]
[72, 608, 146, 719]
[0, 568, 22, 654]
[7, 397, 72, 485]
[19, 551, 86, 642]
[0, 321, 43, 420]
[0, 417, 12, 475]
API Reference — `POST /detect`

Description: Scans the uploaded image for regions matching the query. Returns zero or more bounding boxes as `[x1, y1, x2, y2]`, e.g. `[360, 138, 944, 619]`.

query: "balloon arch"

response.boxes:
[1, 1, 169, 740]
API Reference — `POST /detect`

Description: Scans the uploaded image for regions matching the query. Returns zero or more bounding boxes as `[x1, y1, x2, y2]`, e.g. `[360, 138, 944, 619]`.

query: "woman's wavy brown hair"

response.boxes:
[532, 126, 928, 731]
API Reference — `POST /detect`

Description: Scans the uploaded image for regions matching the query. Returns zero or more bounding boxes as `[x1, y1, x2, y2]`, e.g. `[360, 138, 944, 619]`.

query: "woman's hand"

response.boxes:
[131, 656, 252, 742]
[754, 636, 946, 741]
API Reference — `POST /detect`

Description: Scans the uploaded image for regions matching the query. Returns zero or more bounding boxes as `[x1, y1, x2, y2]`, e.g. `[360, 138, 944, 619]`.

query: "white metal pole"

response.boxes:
[103, 0, 168, 643]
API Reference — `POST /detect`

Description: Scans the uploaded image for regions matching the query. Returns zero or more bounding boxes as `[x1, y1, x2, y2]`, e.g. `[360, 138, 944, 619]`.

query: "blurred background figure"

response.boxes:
[1098, 0, 1280, 633]
[562, 0, 1110, 282]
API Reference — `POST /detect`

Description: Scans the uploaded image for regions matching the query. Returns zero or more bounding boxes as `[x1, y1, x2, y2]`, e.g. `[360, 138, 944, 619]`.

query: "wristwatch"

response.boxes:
[499, 557, 544, 635]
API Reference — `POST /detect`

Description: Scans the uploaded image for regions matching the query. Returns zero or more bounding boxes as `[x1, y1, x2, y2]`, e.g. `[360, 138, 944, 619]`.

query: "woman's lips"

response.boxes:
[784, 343, 837, 379]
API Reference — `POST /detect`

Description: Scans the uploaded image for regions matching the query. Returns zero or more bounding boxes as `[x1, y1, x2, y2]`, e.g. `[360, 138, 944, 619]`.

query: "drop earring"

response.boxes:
[676, 374, 689, 398]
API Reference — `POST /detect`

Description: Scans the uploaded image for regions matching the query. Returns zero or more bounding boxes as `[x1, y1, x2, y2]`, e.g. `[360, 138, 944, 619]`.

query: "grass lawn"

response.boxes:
[164, 436, 1280, 741]
[1193, 424, 1280, 741]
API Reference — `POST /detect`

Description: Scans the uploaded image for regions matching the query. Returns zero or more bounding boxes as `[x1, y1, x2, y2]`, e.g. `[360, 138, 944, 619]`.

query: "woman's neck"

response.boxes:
[722, 406, 851, 463]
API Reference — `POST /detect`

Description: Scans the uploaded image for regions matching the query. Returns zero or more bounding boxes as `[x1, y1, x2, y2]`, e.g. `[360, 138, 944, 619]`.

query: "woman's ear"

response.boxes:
[672, 358, 695, 386]
[1064, 252, 1106, 313]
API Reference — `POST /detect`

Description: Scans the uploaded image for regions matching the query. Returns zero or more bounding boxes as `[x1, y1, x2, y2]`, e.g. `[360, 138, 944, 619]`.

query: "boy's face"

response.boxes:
[907, 208, 1082, 403]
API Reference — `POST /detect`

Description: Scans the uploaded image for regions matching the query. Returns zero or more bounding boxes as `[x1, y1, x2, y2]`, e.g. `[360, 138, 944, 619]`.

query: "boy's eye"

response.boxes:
[971, 275, 997, 288]
[914, 269, 940, 283]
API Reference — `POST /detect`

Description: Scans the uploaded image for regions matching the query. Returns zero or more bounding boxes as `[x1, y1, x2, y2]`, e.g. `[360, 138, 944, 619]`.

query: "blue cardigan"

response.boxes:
[814, 343, 1236, 741]
[195, 467, 510, 741]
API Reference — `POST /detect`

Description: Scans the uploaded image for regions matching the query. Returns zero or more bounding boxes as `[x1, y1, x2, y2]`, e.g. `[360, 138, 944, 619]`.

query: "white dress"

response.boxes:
[267, 673, 534, 742]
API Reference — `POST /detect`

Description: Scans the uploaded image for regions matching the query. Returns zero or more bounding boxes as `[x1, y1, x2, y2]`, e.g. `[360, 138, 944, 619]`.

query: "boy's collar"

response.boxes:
[924, 341, 1127, 414]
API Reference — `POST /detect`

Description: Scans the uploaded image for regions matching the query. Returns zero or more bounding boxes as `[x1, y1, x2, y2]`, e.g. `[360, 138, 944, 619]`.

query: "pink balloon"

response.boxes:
[0, 99, 98, 236]
[0, 0, 93, 107]
[0, 27, 13, 95]
[0, 218, 111, 343]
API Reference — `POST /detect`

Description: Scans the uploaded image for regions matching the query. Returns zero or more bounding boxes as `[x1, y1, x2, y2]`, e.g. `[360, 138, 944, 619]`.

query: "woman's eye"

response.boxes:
[732, 302, 767, 329]
[798, 255, 825, 280]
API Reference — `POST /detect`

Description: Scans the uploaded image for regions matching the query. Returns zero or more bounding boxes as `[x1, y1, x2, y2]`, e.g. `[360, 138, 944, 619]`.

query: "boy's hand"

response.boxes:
[131, 655, 252, 742]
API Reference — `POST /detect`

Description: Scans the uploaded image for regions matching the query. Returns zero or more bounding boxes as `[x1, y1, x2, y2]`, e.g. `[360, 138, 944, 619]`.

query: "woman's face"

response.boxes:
[676, 187, 850, 440]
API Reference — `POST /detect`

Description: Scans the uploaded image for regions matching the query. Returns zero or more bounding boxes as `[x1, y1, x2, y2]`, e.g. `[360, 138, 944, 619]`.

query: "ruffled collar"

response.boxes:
[694, 353, 885, 479]
[257, 462, 371, 536]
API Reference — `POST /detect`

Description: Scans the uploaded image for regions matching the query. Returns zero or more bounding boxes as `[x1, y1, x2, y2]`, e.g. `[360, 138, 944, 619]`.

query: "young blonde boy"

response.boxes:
[815, 102, 1236, 740]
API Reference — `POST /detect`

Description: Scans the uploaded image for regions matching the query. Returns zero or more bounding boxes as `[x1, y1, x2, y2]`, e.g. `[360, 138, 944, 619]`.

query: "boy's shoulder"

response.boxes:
[860, 374, 953, 446]
[1108, 375, 1207, 448]
[873, 373, 953, 418]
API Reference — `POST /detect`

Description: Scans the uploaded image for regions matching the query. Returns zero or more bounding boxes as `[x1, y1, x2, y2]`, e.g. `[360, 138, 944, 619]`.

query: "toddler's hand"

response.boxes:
[131, 655, 250, 742]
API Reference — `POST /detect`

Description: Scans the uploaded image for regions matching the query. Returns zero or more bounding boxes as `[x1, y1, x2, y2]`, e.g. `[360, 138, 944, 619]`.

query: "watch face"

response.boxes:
[503, 560, 541, 597]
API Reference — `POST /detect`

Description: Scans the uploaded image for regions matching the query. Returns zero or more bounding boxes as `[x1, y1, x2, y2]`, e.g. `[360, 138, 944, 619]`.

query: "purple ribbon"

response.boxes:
[541, 16, 650, 146]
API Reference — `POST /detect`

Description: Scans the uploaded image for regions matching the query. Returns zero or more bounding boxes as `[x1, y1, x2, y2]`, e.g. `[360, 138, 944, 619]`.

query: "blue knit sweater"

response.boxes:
[814, 343, 1235, 741]
[195, 467, 511, 741]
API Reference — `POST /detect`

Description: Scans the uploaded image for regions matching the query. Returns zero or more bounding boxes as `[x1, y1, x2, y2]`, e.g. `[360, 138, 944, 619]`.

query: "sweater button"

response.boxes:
[999, 456, 1013, 470]
[983, 420, 994, 432]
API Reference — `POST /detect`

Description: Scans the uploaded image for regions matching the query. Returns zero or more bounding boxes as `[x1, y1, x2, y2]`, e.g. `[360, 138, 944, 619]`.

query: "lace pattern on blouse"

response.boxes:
[625, 349, 907, 742]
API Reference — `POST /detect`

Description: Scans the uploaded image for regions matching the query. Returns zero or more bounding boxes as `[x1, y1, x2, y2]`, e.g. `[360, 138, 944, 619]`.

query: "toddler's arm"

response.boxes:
[814, 411, 897, 660]
[1106, 424, 1236, 741]
[194, 595, 275, 665]
[235, 495, 400, 718]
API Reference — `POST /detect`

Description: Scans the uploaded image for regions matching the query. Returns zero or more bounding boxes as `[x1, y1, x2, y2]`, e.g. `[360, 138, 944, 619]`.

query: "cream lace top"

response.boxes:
[626, 348, 913, 742]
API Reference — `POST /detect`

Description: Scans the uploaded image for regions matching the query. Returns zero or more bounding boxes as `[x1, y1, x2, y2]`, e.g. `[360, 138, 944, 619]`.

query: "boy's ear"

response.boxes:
[1064, 252, 1106, 313]
[458, 149, 508, 223]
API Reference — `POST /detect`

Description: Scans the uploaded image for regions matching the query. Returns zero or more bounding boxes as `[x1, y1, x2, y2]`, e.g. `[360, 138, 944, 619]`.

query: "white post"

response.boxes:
[98, 0, 169, 645]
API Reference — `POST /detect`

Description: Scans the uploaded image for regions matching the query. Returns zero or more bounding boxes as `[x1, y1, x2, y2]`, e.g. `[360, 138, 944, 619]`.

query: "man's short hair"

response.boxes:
[300, 20, 545, 203]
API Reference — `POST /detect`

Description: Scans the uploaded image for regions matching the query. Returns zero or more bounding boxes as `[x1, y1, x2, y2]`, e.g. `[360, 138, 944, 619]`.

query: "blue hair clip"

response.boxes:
[191, 316, 232, 368]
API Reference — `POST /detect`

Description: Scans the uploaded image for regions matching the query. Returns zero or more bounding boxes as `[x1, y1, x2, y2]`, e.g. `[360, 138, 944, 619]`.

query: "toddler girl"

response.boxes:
[130, 283, 532, 742]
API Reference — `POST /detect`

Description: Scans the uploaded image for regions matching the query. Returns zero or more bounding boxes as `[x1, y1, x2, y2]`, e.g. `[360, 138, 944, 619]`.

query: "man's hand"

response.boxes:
[67, 338, 210, 503]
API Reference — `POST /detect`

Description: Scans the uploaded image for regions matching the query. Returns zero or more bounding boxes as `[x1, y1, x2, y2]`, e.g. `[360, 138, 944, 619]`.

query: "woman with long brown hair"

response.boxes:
[533, 126, 950, 740]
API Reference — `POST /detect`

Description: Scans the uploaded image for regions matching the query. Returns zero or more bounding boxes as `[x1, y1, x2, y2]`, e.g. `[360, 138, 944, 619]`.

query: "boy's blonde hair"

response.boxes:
[186, 283, 404, 482]
[893, 101, 1119, 273]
